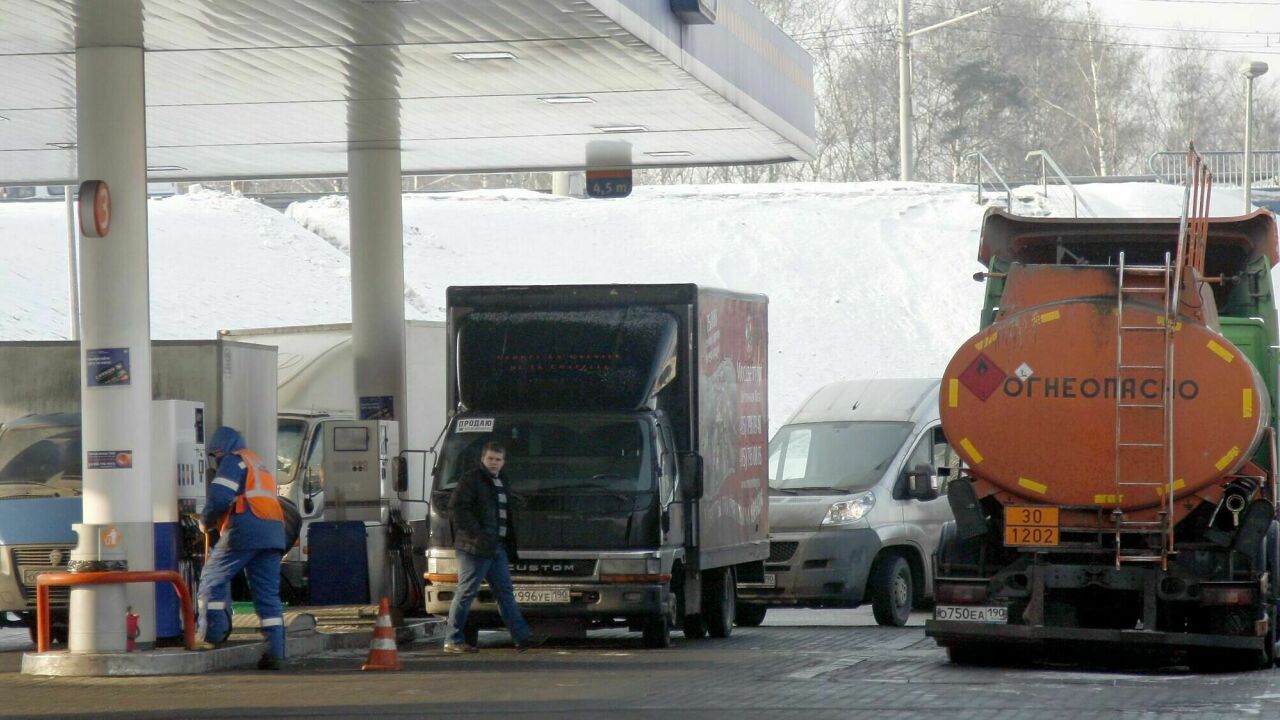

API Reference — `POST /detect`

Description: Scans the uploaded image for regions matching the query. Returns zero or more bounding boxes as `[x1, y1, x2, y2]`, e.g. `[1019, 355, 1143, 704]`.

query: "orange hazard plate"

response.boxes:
[1004, 506, 1059, 528]
[1004, 526, 1060, 547]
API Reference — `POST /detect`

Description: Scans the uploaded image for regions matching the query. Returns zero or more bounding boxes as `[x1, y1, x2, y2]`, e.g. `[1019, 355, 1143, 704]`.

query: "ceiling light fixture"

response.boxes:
[539, 96, 595, 105]
[645, 150, 693, 158]
[147, 165, 186, 172]
[47, 142, 76, 149]
[596, 125, 647, 133]
[453, 51, 516, 61]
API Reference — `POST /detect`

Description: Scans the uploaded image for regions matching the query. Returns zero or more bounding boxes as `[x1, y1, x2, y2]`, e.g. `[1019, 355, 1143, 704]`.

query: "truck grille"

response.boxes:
[508, 559, 597, 578]
[768, 542, 798, 563]
[12, 544, 74, 608]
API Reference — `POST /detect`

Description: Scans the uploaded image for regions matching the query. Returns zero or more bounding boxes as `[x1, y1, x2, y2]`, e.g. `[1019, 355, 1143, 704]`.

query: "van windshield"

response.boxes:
[0, 425, 82, 498]
[768, 421, 912, 493]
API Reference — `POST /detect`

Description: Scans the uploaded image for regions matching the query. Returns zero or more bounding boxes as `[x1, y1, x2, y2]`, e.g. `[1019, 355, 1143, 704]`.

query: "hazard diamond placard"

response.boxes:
[958, 352, 1006, 401]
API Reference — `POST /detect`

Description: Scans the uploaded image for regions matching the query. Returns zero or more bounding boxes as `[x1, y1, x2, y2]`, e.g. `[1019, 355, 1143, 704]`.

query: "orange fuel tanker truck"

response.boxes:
[926, 154, 1280, 669]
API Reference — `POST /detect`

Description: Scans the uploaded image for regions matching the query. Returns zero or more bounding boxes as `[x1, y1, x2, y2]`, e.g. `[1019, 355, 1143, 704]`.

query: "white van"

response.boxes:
[736, 378, 959, 626]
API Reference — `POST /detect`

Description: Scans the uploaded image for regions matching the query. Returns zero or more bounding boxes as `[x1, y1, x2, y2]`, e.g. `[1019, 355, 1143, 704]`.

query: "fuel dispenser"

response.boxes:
[309, 420, 418, 607]
[151, 400, 205, 642]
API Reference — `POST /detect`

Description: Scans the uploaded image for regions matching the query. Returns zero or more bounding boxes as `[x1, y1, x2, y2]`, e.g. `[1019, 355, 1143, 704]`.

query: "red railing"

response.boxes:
[35, 570, 196, 653]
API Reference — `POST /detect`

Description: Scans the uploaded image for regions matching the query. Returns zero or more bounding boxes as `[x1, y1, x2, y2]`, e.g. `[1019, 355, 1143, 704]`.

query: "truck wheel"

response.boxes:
[642, 613, 672, 649]
[735, 603, 767, 627]
[682, 614, 707, 639]
[703, 568, 735, 638]
[870, 554, 913, 627]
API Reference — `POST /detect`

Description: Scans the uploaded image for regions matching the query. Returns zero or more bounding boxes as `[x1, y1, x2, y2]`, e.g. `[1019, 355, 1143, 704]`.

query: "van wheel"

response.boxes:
[870, 554, 913, 627]
[735, 603, 767, 627]
[702, 568, 735, 638]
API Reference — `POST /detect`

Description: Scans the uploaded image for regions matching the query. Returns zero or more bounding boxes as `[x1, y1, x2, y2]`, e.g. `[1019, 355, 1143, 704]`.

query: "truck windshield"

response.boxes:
[437, 416, 651, 493]
[0, 425, 82, 498]
[768, 421, 912, 493]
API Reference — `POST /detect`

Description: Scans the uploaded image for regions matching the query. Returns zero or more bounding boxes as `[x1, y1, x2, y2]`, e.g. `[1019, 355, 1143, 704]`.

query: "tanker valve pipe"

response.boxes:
[973, 271, 1008, 281]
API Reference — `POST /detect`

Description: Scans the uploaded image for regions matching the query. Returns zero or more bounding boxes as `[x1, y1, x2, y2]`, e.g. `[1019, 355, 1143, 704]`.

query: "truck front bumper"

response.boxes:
[427, 581, 665, 624]
[926, 619, 1266, 652]
[736, 528, 881, 607]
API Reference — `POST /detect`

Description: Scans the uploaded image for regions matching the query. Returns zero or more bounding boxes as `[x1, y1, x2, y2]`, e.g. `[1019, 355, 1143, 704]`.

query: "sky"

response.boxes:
[1098, 0, 1280, 36]
[1074, 0, 1280, 69]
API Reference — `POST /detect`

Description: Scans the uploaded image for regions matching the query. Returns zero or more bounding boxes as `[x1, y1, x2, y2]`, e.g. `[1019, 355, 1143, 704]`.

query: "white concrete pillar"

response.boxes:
[74, 40, 154, 652]
[349, 147, 408, 441]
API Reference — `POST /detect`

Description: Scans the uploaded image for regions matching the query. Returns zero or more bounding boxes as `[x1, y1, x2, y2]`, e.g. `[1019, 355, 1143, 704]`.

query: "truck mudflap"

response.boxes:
[926, 619, 1266, 652]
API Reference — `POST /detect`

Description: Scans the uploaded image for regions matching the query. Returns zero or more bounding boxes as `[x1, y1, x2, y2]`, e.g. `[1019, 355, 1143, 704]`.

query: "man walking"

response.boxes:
[196, 426, 287, 670]
[444, 440, 539, 653]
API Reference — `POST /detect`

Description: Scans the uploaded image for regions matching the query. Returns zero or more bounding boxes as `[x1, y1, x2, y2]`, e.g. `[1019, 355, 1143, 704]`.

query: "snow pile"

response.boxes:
[0, 180, 1258, 426]
[0, 187, 354, 341]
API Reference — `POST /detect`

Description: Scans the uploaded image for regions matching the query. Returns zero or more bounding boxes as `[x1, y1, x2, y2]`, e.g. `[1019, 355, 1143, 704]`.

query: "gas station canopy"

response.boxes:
[0, 0, 816, 183]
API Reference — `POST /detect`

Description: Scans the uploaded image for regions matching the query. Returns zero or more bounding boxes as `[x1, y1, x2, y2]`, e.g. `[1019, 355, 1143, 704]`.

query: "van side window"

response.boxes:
[900, 425, 961, 499]
[931, 427, 964, 485]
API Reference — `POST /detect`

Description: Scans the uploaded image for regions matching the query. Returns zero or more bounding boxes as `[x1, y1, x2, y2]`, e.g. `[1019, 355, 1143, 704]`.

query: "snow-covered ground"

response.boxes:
[0, 180, 1255, 428]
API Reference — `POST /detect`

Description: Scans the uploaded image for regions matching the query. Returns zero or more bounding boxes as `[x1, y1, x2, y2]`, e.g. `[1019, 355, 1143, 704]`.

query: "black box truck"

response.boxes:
[424, 284, 768, 647]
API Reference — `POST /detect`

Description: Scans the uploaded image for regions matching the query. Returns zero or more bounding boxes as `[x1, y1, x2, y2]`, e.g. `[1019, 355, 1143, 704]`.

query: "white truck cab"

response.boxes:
[736, 379, 959, 626]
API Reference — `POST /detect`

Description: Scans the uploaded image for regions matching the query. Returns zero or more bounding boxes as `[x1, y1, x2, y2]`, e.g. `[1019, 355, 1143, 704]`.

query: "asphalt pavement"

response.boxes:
[1, 608, 1278, 719]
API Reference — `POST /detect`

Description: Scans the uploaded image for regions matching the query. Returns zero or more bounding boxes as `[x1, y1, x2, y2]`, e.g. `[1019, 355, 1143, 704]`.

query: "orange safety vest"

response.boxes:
[218, 448, 284, 533]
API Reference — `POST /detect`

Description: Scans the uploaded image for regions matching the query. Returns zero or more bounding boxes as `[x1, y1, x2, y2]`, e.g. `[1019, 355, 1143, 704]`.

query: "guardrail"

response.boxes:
[1149, 150, 1280, 187]
[1026, 150, 1095, 218]
[35, 570, 196, 653]
[966, 152, 1013, 210]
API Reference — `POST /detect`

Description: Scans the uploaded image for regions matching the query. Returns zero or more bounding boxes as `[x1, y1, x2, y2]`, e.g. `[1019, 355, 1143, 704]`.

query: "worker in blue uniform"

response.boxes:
[196, 426, 287, 670]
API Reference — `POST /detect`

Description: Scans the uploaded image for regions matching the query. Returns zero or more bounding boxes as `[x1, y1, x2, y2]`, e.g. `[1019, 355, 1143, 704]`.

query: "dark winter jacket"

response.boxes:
[449, 467, 516, 559]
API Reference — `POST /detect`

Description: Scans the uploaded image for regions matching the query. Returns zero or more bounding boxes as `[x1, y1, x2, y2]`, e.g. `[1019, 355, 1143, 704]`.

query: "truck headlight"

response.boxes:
[599, 557, 648, 575]
[821, 493, 875, 526]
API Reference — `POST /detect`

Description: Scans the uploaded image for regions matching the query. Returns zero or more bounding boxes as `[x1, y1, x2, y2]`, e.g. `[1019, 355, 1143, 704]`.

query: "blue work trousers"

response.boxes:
[198, 545, 286, 659]
[446, 546, 532, 646]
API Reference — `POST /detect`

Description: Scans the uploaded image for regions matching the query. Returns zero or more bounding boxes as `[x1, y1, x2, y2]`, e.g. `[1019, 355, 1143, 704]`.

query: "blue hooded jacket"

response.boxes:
[201, 426, 285, 551]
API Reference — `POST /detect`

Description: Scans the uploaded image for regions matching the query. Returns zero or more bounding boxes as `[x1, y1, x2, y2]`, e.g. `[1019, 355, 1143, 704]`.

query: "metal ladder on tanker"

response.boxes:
[1112, 250, 1177, 569]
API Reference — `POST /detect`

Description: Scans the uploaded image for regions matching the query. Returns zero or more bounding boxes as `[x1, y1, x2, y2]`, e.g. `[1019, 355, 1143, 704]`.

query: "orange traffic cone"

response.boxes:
[361, 597, 402, 671]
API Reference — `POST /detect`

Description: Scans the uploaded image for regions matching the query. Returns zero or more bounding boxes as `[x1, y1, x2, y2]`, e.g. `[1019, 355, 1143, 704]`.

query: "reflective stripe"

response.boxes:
[207, 601, 227, 610]
[212, 477, 239, 492]
[260, 616, 283, 627]
[371, 639, 397, 651]
[375, 615, 393, 628]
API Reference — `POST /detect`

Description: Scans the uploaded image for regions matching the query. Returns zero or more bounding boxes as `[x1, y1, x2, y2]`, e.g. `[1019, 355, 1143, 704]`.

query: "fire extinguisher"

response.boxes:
[126, 607, 140, 652]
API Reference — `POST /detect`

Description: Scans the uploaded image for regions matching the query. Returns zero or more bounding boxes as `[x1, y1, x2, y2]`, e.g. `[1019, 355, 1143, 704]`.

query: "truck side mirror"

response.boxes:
[678, 452, 703, 501]
[394, 456, 408, 493]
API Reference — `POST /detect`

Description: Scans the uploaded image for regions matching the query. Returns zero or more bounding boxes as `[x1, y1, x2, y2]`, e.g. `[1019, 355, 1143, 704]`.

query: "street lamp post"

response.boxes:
[1242, 60, 1269, 213]
[897, 2, 994, 182]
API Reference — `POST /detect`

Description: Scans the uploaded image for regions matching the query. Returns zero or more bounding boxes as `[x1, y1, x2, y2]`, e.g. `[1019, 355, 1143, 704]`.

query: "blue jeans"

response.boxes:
[198, 545, 286, 659]
[445, 546, 532, 646]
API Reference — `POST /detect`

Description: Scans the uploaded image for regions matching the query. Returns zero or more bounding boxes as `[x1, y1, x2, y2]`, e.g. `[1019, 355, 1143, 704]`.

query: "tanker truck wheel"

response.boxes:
[870, 554, 913, 627]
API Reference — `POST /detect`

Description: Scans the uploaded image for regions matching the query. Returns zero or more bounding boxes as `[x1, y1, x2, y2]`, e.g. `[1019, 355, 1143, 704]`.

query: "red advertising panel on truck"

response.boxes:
[696, 290, 768, 566]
